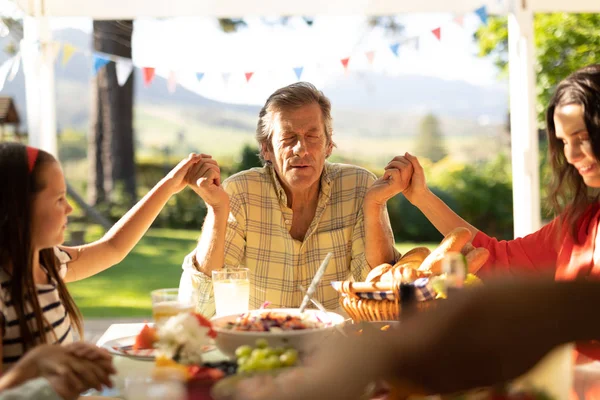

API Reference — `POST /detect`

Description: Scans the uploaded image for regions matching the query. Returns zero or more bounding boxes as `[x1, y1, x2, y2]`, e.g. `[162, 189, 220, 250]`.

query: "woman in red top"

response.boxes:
[385, 64, 600, 359]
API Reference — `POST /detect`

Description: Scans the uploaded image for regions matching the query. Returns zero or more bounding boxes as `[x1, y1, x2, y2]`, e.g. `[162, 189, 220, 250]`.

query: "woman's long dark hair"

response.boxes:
[0, 142, 82, 351]
[546, 64, 600, 243]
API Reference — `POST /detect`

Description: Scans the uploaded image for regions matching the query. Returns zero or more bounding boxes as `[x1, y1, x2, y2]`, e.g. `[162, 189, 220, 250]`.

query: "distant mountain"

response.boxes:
[0, 28, 507, 143]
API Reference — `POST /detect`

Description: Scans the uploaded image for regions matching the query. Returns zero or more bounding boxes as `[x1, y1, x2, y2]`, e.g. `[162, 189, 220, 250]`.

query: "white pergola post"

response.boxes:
[508, 0, 541, 238]
[21, 8, 58, 156]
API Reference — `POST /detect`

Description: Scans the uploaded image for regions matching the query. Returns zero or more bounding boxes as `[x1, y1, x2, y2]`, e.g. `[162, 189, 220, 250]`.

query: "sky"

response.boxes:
[1, 0, 503, 105]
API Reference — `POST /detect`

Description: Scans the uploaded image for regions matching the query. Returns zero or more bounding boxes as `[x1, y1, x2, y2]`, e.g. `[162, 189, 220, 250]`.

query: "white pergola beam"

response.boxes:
[21, 15, 58, 157]
[529, 0, 600, 13]
[15, 0, 505, 19]
[508, 0, 541, 238]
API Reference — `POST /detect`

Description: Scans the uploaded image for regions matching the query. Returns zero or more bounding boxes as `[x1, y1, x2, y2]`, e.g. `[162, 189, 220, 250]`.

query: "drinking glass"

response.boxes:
[212, 268, 250, 317]
[151, 288, 194, 325]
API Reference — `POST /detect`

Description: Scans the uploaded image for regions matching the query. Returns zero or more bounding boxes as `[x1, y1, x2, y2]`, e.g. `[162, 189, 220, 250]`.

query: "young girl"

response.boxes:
[0, 142, 206, 371]
[384, 64, 600, 359]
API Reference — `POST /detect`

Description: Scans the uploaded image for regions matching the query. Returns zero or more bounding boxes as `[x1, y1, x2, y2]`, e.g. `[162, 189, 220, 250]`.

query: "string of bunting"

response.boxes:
[0, 6, 488, 93]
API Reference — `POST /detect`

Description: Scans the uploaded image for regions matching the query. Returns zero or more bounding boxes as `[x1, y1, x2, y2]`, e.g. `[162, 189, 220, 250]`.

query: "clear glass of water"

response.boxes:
[212, 268, 250, 317]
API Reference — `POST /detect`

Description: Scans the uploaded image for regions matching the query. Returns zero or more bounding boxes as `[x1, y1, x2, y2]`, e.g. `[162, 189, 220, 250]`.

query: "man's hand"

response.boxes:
[365, 155, 414, 206]
[185, 154, 230, 211]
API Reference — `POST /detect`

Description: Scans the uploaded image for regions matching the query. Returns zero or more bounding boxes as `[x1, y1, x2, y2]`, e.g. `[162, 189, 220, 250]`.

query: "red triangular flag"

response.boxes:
[431, 27, 441, 41]
[365, 51, 375, 65]
[340, 57, 350, 71]
[142, 67, 155, 86]
[453, 15, 465, 27]
[245, 72, 254, 82]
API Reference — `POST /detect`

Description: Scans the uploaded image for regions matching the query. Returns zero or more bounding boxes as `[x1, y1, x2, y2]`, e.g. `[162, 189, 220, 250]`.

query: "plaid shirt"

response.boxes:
[181, 162, 399, 317]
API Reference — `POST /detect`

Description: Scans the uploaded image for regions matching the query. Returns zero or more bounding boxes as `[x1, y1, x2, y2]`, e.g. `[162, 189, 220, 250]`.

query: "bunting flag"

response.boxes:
[92, 54, 111, 75]
[61, 43, 76, 66]
[302, 17, 314, 26]
[340, 57, 350, 71]
[474, 6, 488, 25]
[222, 72, 231, 85]
[8, 53, 20, 82]
[142, 67, 155, 86]
[115, 59, 133, 86]
[293, 66, 303, 80]
[40, 3, 488, 90]
[168, 71, 177, 93]
[0, 57, 13, 91]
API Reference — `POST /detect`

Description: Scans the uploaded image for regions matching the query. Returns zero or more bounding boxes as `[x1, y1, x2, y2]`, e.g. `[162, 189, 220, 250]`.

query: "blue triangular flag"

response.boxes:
[293, 67, 303, 80]
[389, 43, 400, 57]
[92, 54, 111, 75]
[474, 6, 488, 25]
[196, 72, 205, 82]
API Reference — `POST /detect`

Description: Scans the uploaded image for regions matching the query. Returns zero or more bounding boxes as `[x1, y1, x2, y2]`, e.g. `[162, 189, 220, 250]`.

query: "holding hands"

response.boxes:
[366, 152, 429, 206]
[185, 154, 230, 211]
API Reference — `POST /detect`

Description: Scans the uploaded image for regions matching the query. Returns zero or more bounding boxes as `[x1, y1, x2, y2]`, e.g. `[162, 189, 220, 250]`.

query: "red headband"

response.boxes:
[26, 146, 39, 173]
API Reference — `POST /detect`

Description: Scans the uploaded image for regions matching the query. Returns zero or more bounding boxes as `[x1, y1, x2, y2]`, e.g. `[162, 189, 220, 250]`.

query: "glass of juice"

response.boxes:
[212, 268, 250, 317]
[151, 288, 194, 325]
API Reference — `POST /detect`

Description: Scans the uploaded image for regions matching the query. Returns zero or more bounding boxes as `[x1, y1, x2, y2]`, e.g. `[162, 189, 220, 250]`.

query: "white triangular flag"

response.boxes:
[116, 59, 133, 86]
[0, 57, 13, 91]
[8, 53, 20, 81]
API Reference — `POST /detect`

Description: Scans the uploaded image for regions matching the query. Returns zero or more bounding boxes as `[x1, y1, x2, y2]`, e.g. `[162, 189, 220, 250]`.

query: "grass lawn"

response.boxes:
[68, 226, 436, 318]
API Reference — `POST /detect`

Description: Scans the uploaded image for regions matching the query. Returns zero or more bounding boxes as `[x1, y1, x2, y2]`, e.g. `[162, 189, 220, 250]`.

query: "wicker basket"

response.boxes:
[335, 280, 437, 322]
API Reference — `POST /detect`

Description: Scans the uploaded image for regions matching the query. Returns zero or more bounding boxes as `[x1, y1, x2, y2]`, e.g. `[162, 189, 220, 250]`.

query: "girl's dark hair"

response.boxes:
[0, 142, 82, 351]
[546, 64, 600, 243]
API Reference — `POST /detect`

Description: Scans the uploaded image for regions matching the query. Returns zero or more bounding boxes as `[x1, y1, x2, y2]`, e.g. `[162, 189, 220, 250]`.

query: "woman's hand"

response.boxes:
[401, 152, 430, 206]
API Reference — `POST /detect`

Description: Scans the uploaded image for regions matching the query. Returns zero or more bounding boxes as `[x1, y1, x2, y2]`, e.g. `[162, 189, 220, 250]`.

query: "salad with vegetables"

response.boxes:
[220, 311, 329, 332]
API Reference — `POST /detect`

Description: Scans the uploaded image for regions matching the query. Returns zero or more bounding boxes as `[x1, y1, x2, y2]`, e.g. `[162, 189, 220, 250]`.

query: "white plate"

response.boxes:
[102, 335, 215, 361]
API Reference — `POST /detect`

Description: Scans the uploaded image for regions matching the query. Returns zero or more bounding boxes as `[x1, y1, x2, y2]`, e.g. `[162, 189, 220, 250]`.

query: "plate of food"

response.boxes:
[211, 308, 345, 358]
[102, 321, 216, 361]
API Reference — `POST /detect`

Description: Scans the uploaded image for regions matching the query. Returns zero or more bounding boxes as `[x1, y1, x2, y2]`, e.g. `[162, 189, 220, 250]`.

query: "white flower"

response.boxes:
[156, 312, 212, 365]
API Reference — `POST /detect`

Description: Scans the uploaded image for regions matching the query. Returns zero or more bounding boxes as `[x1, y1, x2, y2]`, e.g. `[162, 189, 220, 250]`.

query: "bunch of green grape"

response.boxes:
[234, 339, 299, 373]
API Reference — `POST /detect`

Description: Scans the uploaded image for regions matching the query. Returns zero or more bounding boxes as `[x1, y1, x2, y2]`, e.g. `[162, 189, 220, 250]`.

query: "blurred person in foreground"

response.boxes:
[230, 279, 600, 400]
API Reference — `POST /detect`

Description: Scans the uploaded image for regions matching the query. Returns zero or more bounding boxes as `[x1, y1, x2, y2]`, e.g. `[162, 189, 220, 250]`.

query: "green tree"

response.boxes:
[233, 144, 262, 174]
[414, 113, 447, 163]
[475, 13, 600, 123]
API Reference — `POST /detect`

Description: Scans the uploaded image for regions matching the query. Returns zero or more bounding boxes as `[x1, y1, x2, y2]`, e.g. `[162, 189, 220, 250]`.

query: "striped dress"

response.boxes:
[0, 247, 74, 370]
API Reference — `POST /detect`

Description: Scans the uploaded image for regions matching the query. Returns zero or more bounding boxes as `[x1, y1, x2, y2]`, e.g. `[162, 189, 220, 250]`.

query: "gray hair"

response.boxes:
[256, 82, 335, 163]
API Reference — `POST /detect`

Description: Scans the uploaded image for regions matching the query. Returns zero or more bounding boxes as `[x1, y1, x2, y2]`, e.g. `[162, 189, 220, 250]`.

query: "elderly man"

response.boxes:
[181, 82, 410, 316]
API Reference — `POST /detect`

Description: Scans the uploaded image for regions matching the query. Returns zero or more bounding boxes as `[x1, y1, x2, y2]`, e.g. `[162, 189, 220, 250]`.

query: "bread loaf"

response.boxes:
[396, 247, 431, 266]
[419, 227, 472, 274]
[466, 247, 489, 274]
[365, 263, 393, 283]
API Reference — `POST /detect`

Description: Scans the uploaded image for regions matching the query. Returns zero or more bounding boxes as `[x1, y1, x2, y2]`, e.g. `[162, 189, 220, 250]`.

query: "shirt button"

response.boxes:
[285, 220, 291, 224]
